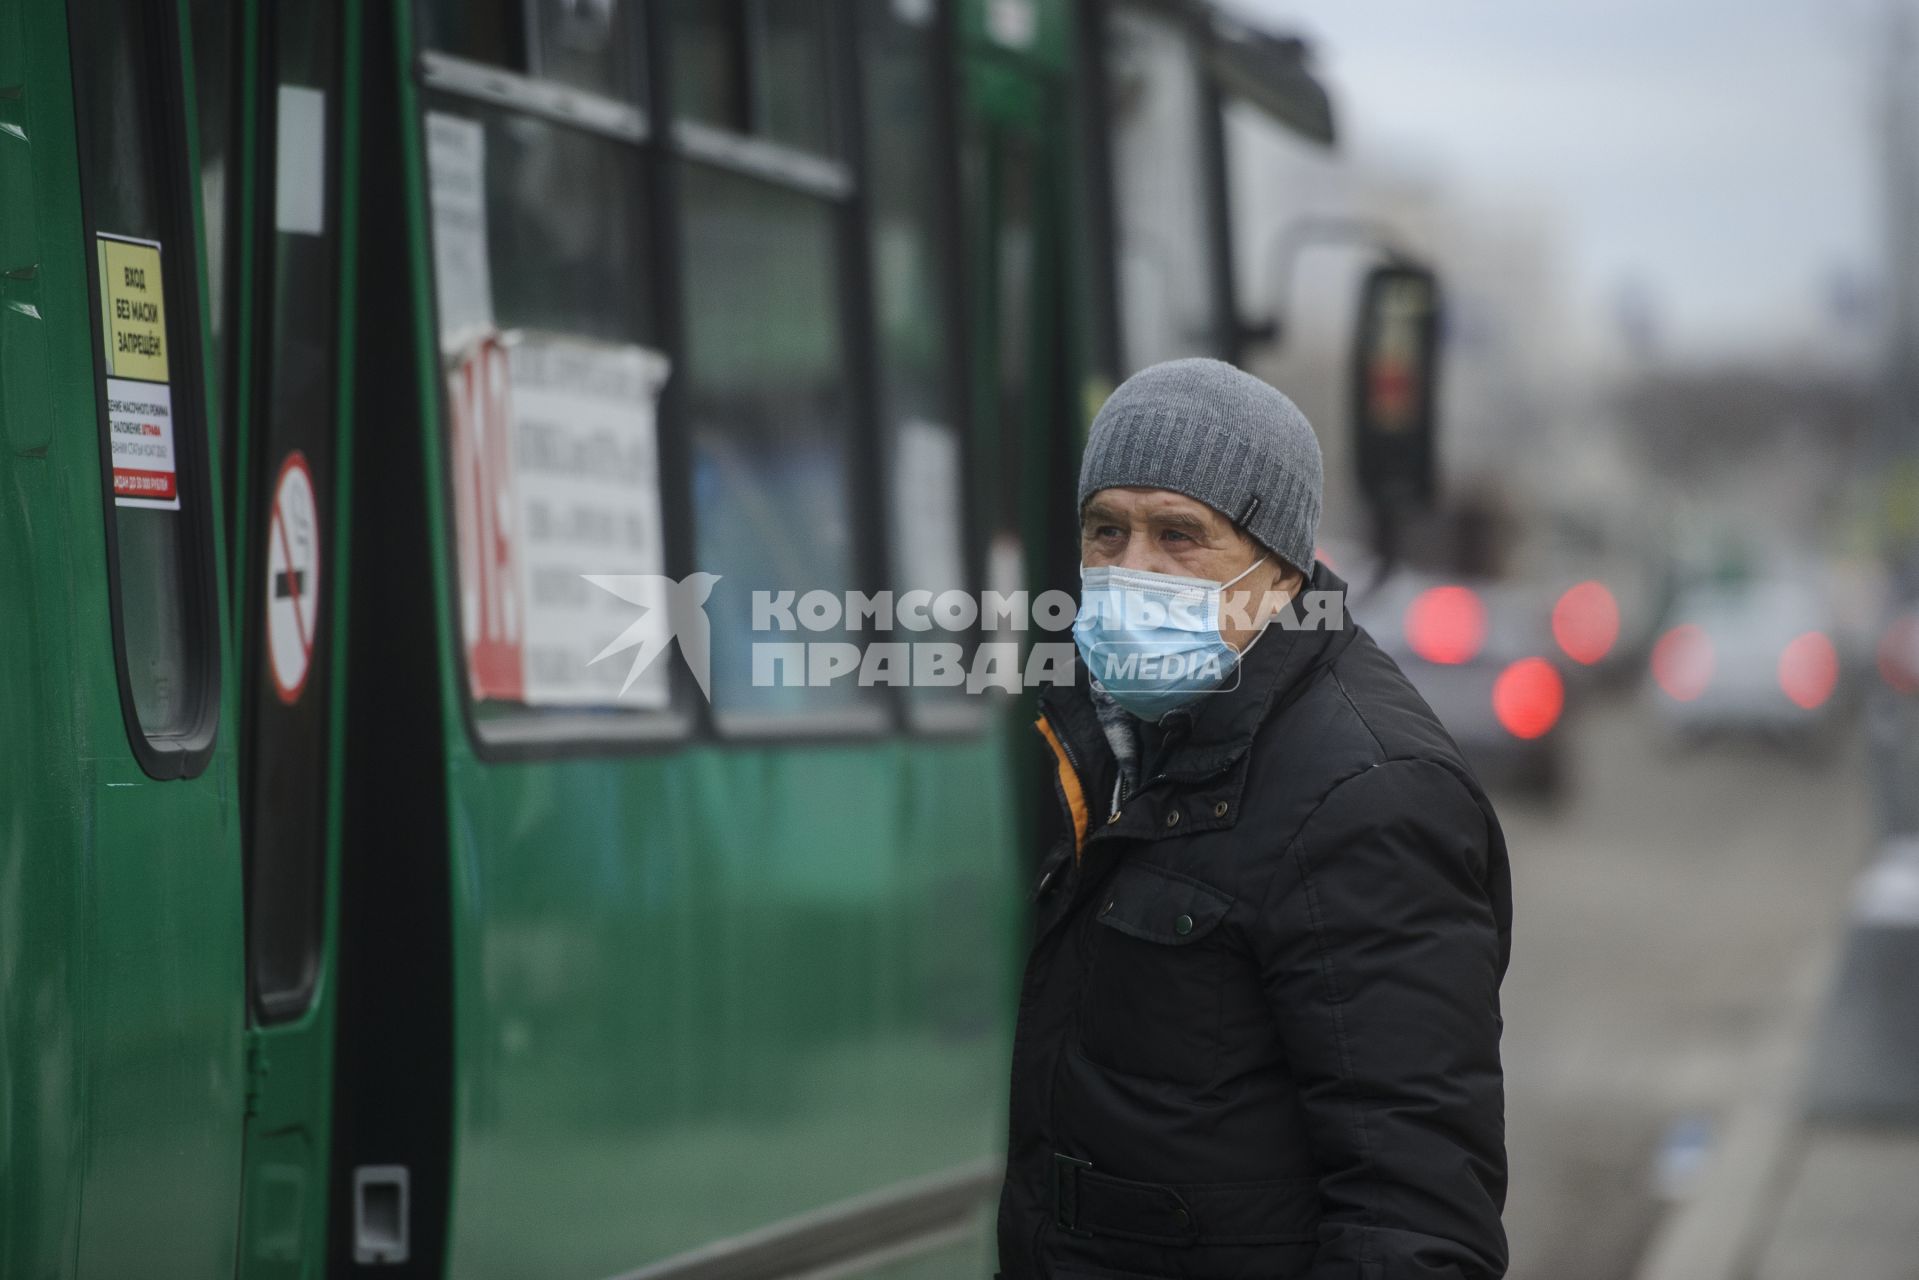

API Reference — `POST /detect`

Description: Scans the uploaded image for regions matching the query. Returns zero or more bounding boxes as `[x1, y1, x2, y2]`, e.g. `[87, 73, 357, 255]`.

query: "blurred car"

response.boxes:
[1520, 503, 1680, 690]
[1340, 562, 1575, 799]
[1647, 574, 1850, 750]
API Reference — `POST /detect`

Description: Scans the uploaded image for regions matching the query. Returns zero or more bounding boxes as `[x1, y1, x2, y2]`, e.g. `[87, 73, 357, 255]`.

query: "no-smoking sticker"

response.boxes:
[267, 452, 320, 704]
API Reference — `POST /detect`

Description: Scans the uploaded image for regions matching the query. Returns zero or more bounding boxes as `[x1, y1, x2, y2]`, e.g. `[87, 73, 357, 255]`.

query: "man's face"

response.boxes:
[1079, 486, 1300, 652]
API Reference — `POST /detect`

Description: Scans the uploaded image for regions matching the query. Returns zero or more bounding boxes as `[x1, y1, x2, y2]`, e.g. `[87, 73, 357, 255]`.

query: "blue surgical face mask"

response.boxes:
[1074, 556, 1268, 721]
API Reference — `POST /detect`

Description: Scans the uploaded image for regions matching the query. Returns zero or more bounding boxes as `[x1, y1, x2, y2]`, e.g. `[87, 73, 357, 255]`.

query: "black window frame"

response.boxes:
[70, 0, 226, 781]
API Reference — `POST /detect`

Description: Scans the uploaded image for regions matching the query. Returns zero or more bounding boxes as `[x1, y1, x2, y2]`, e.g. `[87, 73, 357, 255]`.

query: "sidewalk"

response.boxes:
[1634, 840, 1919, 1280]
[1746, 1125, 1919, 1280]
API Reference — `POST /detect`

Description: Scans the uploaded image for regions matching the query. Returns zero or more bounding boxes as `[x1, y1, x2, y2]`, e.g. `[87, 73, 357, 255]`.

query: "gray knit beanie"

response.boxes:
[1077, 358, 1323, 574]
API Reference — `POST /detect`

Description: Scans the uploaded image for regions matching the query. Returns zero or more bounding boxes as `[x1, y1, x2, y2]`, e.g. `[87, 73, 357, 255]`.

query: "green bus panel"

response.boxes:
[438, 739, 1019, 1276]
[1, 2, 246, 1278]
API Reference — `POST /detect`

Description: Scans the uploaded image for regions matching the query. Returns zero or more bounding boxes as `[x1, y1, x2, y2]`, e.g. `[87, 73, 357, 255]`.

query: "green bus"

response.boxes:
[0, 1, 1358, 1277]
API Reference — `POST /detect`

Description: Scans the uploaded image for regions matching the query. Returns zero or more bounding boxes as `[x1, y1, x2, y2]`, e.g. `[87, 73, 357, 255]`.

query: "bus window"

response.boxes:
[419, 3, 680, 743]
[679, 163, 880, 732]
[70, 0, 221, 776]
[1104, 4, 1225, 371]
[667, 3, 882, 734]
[861, 0, 975, 726]
[671, 0, 838, 157]
[417, 0, 645, 104]
[434, 102, 651, 345]
[191, 0, 235, 451]
[242, 0, 343, 1020]
[958, 115, 1038, 605]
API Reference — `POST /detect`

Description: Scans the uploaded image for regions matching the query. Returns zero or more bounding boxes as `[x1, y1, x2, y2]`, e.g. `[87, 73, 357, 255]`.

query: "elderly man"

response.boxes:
[996, 358, 1512, 1280]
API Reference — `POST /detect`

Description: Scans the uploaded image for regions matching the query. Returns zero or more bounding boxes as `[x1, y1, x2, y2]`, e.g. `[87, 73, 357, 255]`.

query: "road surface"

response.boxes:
[1491, 688, 1871, 1280]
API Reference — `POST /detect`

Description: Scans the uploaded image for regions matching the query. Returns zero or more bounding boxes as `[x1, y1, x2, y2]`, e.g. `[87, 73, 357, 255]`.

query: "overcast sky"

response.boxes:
[1225, 0, 1886, 360]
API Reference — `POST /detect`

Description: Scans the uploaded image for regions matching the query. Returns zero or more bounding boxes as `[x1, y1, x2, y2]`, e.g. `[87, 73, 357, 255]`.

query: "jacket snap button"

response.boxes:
[1213, 801, 1229, 817]
[1175, 914, 1193, 935]
[1165, 809, 1180, 828]
[1103, 900, 1115, 915]
[1172, 1206, 1190, 1225]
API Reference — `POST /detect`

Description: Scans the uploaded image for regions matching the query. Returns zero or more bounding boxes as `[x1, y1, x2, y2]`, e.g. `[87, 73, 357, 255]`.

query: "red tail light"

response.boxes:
[1552, 580, 1620, 666]
[1778, 631, 1838, 709]
[1651, 624, 1713, 701]
[1493, 657, 1563, 739]
[1406, 586, 1487, 665]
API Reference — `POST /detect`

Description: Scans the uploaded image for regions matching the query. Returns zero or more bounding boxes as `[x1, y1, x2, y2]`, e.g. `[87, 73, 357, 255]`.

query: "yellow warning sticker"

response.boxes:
[97, 234, 169, 383]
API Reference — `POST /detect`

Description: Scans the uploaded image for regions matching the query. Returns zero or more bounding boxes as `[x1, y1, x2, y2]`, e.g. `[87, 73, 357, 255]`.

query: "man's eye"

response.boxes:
[1092, 525, 1124, 540]
[1160, 528, 1192, 543]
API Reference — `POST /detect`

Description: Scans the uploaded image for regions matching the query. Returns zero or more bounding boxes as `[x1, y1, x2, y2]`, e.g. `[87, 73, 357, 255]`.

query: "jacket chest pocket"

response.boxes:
[1077, 861, 1236, 1087]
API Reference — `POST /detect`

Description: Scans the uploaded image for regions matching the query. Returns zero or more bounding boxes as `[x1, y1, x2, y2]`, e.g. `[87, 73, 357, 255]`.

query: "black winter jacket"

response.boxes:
[996, 565, 1512, 1280]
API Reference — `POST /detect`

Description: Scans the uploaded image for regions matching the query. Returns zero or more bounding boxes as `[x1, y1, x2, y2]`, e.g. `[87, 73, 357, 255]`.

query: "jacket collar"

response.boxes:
[1040, 561, 1359, 791]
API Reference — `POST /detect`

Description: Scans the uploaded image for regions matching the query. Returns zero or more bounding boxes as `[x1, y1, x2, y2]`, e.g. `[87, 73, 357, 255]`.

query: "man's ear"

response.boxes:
[1260, 555, 1303, 596]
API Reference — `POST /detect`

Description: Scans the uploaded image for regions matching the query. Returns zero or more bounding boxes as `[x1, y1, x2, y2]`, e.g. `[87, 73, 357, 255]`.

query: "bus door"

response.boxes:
[223, 0, 357, 1274]
[25, 0, 246, 1273]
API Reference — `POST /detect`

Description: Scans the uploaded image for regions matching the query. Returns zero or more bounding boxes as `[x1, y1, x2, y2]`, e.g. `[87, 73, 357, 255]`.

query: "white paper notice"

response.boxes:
[274, 85, 327, 235]
[425, 112, 494, 351]
[891, 418, 967, 595]
[506, 334, 672, 707]
[106, 377, 181, 510]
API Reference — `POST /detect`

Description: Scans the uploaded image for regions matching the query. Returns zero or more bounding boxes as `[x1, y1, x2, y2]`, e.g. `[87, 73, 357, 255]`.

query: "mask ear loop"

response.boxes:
[1222, 555, 1280, 656]
[1222, 554, 1268, 589]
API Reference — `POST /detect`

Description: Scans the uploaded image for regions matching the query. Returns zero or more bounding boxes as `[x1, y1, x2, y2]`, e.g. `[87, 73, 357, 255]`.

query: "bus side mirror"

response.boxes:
[1351, 262, 1442, 511]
